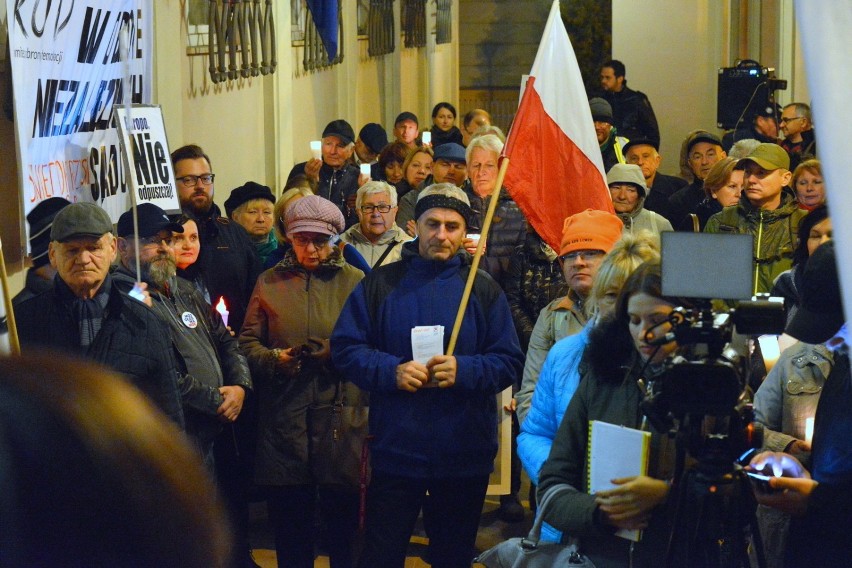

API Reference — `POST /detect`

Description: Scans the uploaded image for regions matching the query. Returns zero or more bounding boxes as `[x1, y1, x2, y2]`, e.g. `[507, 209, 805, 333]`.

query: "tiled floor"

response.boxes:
[248, 488, 534, 567]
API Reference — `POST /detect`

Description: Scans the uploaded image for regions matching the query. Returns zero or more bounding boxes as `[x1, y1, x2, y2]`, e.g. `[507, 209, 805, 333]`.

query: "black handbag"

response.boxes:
[306, 381, 370, 490]
[473, 483, 595, 567]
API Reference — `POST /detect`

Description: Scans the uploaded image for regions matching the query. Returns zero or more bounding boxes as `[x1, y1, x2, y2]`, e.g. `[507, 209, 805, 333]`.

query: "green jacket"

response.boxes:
[704, 192, 807, 295]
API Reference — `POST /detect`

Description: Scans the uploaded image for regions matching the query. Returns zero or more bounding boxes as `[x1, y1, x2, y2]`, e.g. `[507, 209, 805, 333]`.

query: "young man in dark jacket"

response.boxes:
[332, 183, 525, 568]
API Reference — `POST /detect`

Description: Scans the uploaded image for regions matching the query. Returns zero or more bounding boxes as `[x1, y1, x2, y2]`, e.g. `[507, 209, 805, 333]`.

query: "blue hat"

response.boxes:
[433, 143, 466, 164]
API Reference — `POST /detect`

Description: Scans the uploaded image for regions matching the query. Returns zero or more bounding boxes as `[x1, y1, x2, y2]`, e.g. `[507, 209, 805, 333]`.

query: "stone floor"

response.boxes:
[248, 482, 534, 567]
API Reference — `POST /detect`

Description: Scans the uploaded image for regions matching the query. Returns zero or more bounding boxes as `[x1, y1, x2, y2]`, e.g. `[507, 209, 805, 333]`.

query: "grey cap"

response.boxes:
[50, 202, 113, 242]
[606, 163, 648, 198]
[589, 97, 613, 124]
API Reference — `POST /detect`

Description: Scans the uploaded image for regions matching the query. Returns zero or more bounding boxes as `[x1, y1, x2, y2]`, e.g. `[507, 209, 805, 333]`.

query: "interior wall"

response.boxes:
[612, 0, 725, 175]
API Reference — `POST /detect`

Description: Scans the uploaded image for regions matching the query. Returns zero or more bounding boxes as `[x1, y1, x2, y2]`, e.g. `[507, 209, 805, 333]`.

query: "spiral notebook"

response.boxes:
[587, 420, 651, 542]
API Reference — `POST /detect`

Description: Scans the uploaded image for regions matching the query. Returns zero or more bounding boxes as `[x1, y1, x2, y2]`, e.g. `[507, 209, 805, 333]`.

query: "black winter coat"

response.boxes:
[190, 204, 262, 333]
[15, 277, 185, 427]
[464, 187, 528, 289]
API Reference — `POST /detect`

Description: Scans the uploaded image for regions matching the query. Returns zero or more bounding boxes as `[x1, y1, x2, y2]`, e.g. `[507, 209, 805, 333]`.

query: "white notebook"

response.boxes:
[587, 420, 651, 541]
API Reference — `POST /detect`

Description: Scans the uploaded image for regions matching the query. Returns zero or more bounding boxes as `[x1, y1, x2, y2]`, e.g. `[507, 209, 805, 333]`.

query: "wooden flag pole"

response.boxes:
[0, 238, 21, 356]
[446, 156, 510, 356]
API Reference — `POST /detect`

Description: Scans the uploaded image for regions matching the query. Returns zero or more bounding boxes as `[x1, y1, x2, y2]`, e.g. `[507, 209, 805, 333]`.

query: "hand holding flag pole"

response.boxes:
[446, 157, 510, 356]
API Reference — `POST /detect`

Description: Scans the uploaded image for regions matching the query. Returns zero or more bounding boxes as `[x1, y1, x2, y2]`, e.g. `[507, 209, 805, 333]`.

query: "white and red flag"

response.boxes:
[503, 0, 614, 251]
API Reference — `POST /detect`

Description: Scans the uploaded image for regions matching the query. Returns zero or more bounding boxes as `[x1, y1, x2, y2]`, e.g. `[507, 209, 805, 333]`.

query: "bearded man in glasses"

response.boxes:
[339, 180, 413, 268]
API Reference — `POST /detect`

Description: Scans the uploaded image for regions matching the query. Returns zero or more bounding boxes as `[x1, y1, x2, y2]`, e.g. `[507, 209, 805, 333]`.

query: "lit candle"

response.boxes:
[310, 140, 322, 160]
[805, 417, 814, 445]
[215, 296, 229, 328]
[359, 163, 371, 177]
[758, 335, 781, 373]
[421, 131, 432, 146]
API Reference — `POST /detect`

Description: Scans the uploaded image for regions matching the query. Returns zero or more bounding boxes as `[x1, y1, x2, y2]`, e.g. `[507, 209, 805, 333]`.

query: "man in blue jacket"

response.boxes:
[332, 183, 525, 568]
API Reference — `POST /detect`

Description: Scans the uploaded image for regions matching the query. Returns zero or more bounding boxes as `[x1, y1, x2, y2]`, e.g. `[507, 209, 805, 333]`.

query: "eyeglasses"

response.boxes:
[559, 250, 605, 262]
[139, 234, 174, 247]
[291, 235, 332, 248]
[176, 174, 215, 187]
[779, 116, 804, 124]
[360, 204, 393, 214]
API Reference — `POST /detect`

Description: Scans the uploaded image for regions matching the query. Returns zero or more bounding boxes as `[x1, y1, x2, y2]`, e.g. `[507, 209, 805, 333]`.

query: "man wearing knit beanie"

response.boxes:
[589, 97, 628, 171]
[517, 209, 624, 421]
[331, 182, 524, 567]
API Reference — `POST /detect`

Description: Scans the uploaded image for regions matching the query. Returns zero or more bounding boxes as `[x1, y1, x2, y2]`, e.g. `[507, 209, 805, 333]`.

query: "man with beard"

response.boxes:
[114, 204, 255, 568]
[115, 203, 253, 466]
[171, 144, 261, 334]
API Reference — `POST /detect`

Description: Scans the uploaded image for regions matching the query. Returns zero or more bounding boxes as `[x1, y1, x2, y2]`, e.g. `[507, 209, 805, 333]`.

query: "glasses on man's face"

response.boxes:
[139, 234, 174, 247]
[176, 174, 215, 187]
[559, 250, 605, 263]
[779, 116, 803, 124]
[360, 204, 392, 214]
[291, 235, 332, 248]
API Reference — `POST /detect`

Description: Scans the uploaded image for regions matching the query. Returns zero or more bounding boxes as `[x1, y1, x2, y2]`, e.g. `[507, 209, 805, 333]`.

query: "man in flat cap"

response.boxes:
[15, 202, 184, 426]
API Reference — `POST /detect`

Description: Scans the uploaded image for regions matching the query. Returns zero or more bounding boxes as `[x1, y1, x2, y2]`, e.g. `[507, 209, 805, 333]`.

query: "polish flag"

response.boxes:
[503, 0, 614, 251]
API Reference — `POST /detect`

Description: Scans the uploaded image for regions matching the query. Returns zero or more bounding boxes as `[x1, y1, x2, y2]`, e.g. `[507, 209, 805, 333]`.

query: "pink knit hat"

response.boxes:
[285, 195, 345, 237]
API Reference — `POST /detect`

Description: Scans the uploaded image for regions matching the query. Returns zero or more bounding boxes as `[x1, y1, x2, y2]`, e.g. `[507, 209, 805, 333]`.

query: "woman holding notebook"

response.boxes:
[537, 261, 685, 567]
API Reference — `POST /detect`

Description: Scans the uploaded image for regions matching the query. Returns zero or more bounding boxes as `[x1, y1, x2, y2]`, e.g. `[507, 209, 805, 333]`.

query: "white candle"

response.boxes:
[310, 140, 322, 160]
[758, 335, 781, 373]
[215, 296, 229, 328]
[421, 131, 432, 145]
[805, 417, 815, 445]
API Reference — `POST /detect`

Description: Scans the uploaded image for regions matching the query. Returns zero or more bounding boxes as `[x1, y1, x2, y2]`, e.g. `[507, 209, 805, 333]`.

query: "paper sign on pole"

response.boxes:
[114, 105, 181, 214]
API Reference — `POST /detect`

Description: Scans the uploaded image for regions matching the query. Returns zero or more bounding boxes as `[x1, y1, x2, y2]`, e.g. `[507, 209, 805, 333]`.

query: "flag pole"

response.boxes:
[446, 156, 510, 356]
[0, 238, 21, 356]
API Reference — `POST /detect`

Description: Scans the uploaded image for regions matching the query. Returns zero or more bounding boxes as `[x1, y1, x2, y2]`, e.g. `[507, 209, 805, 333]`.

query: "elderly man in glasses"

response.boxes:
[339, 180, 412, 268]
[516, 209, 624, 422]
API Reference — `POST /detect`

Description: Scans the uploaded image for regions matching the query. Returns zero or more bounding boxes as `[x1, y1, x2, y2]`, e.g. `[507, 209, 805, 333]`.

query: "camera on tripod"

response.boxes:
[648, 232, 785, 567]
[644, 232, 785, 465]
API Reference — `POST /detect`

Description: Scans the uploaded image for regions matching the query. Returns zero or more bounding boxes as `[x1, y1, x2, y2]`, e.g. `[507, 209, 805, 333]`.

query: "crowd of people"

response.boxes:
[6, 57, 845, 568]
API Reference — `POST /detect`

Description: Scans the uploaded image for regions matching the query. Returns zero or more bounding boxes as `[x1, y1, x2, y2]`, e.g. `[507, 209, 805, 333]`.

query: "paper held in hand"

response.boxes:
[411, 325, 444, 365]
[588, 420, 651, 542]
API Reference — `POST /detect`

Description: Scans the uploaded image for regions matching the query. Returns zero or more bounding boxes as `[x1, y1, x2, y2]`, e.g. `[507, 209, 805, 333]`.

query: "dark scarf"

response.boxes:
[54, 273, 112, 349]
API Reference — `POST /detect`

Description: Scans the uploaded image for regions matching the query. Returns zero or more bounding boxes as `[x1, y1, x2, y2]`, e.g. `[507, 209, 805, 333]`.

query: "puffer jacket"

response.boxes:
[288, 161, 362, 228]
[464, 186, 528, 289]
[239, 247, 365, 486]
[503, 232, 567, 352]
[704, 192, 807, 294]
[330, 241, 524, 479]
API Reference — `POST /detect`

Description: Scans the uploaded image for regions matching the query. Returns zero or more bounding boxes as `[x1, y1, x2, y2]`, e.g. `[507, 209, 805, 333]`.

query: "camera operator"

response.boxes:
[749, 241, 851, 566]
[538, 261, 689, 567]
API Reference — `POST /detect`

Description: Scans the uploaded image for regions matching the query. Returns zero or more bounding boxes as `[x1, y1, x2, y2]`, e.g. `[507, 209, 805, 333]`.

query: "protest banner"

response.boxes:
[6, 0, 154, 228]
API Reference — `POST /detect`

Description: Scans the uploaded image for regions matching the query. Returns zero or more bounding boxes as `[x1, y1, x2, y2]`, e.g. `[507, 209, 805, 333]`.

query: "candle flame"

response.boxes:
[216, 297, 227, 312]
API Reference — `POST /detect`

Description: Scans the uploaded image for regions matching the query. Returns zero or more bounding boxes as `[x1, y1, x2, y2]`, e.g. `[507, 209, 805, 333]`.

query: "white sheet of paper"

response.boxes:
[411, 326, 444, 365]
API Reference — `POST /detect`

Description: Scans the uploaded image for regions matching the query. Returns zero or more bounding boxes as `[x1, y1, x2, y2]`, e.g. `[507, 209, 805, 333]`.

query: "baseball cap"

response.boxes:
[117, 203, 184, 238]
[740, 143, 790, 171]
[321, 119, 355, 145]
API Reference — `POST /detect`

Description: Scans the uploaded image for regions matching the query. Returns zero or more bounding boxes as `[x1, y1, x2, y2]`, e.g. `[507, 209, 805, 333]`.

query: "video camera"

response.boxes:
[641, 233, 785, 470]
